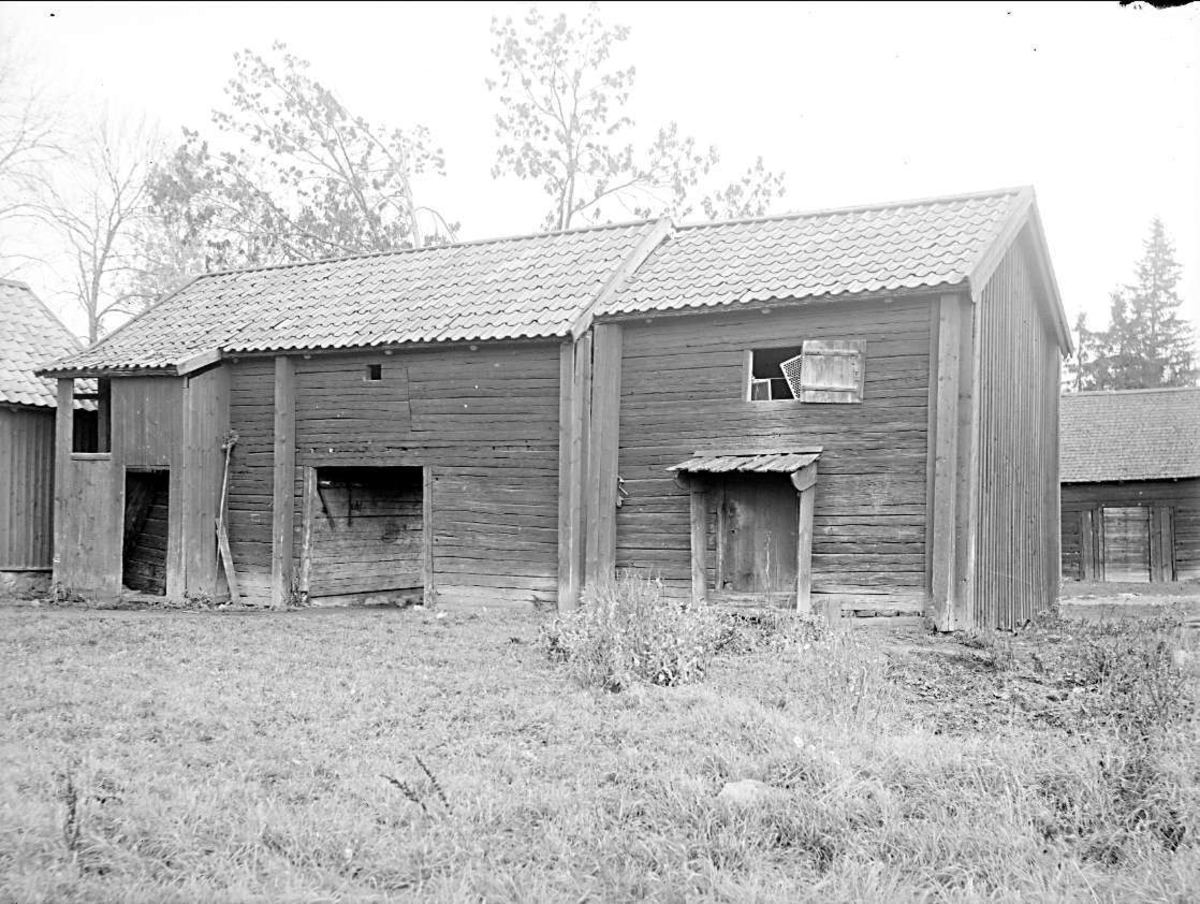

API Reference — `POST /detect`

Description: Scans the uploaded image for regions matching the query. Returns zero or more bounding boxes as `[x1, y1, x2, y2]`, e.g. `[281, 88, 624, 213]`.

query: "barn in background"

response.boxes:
[40, 186, 1071, 629]
[0, 279, 88, 597]
[1060, 387, 1200, 584]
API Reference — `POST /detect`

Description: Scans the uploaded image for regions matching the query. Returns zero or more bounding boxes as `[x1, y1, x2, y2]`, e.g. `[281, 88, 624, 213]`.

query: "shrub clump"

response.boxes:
[538, 572, 723, 690]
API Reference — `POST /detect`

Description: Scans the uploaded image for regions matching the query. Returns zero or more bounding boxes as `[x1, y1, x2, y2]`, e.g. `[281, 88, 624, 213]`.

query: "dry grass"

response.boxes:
[1, 602, 1197, 903]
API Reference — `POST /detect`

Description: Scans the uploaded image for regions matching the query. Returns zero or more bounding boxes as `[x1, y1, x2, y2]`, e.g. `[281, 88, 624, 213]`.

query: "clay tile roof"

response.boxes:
[40, 185, 1060, 377]
[1060, 388, 1200, 483]
[599, 187, 1031, 316]
[0, 279, 82, 407]
[43, 221, 661, 374]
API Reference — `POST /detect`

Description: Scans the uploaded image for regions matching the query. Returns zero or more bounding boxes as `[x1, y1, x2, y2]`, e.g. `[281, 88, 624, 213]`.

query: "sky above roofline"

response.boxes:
[2, 1, 1197, 349]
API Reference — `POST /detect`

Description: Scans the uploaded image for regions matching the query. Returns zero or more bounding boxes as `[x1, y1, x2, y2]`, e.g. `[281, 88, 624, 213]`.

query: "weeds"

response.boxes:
[381, 756, 451, 816]
[538, 571, 724, 690]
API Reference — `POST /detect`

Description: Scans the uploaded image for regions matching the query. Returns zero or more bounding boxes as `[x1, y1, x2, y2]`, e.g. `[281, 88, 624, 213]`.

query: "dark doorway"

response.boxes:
[124, 470, 169, 594]
[715, 473, 799, 603]
[307, 466, 424, 603]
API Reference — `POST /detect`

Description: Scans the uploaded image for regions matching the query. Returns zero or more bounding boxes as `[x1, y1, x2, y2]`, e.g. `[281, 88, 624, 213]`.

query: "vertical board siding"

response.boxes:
[223, 345, 561, 607]
[112, 378, 183, 468]
[973, 231, 1061, 627]
[227, 359, 277, 602]
[0, 407, 56, 569]
[615, 298, 932, 610]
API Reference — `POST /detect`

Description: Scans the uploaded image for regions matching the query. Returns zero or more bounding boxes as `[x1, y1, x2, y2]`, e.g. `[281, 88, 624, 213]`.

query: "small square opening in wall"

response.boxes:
[365, 363, 383, 382]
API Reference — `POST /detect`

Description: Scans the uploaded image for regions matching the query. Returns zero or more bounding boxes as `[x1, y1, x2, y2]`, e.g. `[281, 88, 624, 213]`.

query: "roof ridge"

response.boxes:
[674, 185, 1031, 232]
[194, 217, 661, 281]
[0, 276, 32, 290]
[1065, 386, 1200, 397]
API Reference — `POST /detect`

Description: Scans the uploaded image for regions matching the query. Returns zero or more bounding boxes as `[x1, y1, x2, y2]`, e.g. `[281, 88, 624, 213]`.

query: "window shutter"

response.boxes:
[796, 340, 865, 403]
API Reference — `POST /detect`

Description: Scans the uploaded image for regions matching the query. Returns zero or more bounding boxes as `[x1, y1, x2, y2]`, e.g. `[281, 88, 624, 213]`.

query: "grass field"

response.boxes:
[1, 601, 1198, 903]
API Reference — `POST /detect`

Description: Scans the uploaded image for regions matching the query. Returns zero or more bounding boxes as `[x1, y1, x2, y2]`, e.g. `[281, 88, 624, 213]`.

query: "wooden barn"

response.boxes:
[0, 279, 88, 596]
[1060, 387, 1200, 584]
[40, 186, 1071, 629]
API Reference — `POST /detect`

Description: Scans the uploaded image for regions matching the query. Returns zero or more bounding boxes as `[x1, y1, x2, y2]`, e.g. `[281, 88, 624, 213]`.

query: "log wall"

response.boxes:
[226, 343, 562, 607]
[1062, 478, 1200, 583]
[613, 297, 934, 613]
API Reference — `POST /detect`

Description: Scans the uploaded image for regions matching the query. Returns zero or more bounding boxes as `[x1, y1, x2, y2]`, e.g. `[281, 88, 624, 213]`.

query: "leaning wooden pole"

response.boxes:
[216, 431, 240, 603]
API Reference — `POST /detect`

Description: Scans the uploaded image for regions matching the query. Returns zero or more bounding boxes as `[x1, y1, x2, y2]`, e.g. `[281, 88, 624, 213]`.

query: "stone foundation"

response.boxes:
[0, 570, 50, 600]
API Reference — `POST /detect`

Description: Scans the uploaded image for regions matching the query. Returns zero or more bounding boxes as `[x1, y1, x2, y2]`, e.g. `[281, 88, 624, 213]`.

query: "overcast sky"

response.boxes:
[3, 0, 1198, 342]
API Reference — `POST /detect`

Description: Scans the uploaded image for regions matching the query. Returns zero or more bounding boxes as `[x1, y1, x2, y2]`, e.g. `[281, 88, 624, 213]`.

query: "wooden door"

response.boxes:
[307, 467, 424, 600]
[716, 474, 798, 602]
[1102, 506, 1151, 582]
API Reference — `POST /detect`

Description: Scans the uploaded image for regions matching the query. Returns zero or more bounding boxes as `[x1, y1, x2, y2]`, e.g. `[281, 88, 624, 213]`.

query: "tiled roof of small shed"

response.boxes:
[1060, 388, 1200, 483]
[0, 279, 83, 407]
[599, 187, 1029, 316]
[47, 221, 659, 373]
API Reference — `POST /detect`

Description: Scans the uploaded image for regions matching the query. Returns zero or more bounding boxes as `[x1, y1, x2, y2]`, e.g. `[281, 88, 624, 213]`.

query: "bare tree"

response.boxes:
[35, 116, 162, 343]
[0, 23, 66, 273]
[488, 6, 786, 230]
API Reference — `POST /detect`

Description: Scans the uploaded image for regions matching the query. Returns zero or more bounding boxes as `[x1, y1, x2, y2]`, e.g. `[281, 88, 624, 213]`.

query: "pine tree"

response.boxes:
[1074, 218, 1196, 390]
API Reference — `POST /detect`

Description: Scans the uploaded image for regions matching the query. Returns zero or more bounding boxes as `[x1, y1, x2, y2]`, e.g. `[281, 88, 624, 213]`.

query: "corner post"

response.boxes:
[930, 294, 964, 630]
[271, 355, 296, 609]
[51, 379, 74, 588]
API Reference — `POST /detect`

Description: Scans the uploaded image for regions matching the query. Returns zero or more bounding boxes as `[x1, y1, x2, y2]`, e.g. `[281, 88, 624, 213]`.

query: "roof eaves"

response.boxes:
[36, 274, 206, 377]
[964, 186, 1073, 356]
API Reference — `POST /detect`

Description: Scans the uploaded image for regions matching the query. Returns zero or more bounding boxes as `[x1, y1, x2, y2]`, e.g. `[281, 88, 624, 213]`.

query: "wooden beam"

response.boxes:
[789, 461, 818, 493]
[271, 355, 296, 608]
[422, 465, 436, 605]
[1079, 509, 1095, 581]
[689, 485, 707, 606]
[796, 480, 816, 617]
[557, 336, 591, 611]
[51, 379, 74, 586]
[953, 290, 984, 629]
[175, 347, 222, 376]
[584, 323, 622, 588]
[929, 294, 963, 630]
[570, 219, 672, 339]
[298, 466, 315, 599]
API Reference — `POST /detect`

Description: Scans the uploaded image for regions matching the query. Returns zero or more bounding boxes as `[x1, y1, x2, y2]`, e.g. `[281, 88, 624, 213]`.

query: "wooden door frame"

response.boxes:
[297, 463, 436, 605]
[679, 460, 819, 614]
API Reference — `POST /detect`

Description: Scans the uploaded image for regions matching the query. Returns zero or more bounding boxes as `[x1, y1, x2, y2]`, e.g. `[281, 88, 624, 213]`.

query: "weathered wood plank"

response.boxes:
[271, 356, 296, 608]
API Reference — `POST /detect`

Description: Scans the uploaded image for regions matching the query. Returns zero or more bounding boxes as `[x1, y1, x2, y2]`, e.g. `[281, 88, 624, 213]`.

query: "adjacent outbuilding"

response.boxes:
[1060, 387, 1200, 584]
[39, 186, 1072, 628]
[0, 279, 88, 596]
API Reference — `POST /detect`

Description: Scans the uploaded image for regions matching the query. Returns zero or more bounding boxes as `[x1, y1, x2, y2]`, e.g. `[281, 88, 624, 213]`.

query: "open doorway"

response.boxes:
[306, 466, 425, 604]
[124, 470, 170, 594]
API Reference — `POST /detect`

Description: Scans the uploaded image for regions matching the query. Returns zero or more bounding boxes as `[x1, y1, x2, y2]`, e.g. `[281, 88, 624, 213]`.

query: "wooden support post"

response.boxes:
[584, 323, 622, 588]
[298, 466, 315, 599]
[422, 465, 436, 605]
[51, 379, 74, 585]
[1079, 509, 1096, 581]
[557, 336, 591, 611]
[271, 356, 296, 608]
[954, 292, 983, 629]
[791, 461, 818, 616]
[688, 483, 707, 606]
[929, 294, 964, 630]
